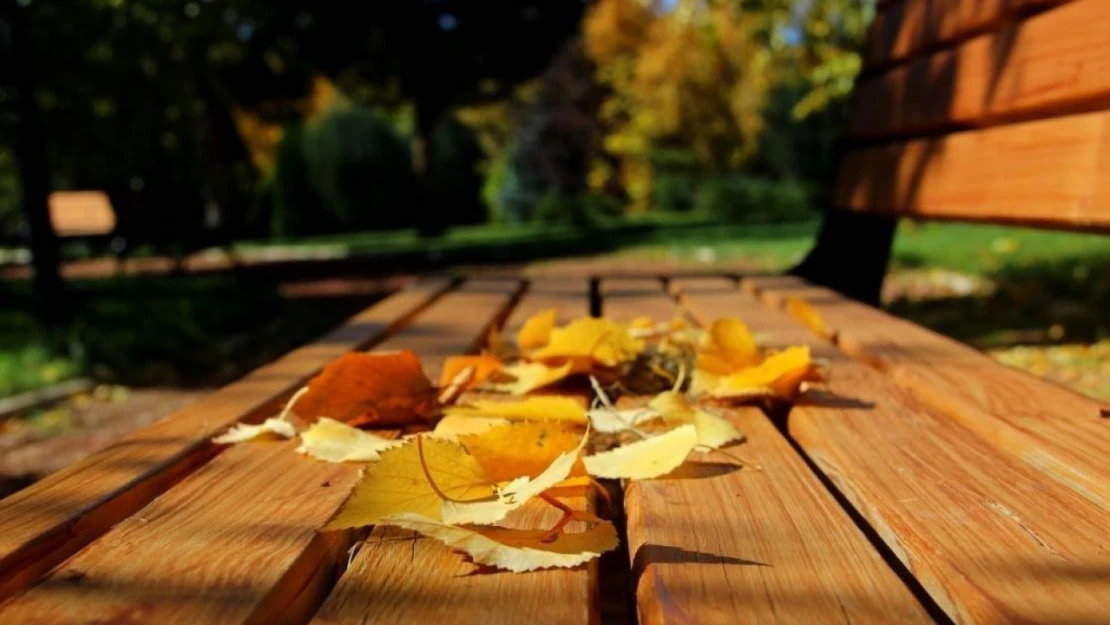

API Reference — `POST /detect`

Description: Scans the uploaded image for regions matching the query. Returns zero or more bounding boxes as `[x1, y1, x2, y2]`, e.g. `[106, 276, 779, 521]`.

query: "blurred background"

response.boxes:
[2, 0, 1108, 493]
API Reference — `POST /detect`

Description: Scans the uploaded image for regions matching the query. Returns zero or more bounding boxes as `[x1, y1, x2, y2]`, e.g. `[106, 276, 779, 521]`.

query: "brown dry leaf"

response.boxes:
[295, 351, 436, 427]
[517, 308, 558, 350]
[696, 317, 761, 376]
[583, 424, 698, 479]
[460, 421, 585, 481]
[701, 346, 821, 400]
[378, 512, 619, 572]
[530, 317, 644, 368]
[439, 354, 503, 391]
[444, 396, 588, 425]
[487, 361, 576, 395]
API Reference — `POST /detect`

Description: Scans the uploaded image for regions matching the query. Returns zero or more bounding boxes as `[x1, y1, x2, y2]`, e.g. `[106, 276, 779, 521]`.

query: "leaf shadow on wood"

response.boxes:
[654, 461, 744, 481]
[794, 389, 874, 410]
[633, 543, 769, 570]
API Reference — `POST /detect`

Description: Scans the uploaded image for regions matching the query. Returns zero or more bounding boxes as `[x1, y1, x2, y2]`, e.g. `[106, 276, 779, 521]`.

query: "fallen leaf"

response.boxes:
[586, 406, 660, 433]
[696, 317, 760, 375]
[431, 414, 509, 440]
[325, 437, 497, 529]
[460, 421, 584, 481]
[702, 346, 821, 400]
[517, 308, 558, 350]
[213, 416, 296, 444]
[786, 297, 832, 339]
[295, 351, 436, 426]
[530, 317, 644, 368]
[648, 391, 743, 449]
[583, 424, 698, 479]
[487, 361, 575, 395]
[296, 417, 402, 462]
[439, 355, 502, 390]
[378, 512, 619, 572]
[442, 425, 588, 524]
[444, 396, 588, 425]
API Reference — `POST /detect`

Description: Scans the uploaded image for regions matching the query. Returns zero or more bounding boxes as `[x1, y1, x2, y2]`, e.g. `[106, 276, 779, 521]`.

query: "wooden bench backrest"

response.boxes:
[837, 0, 1110, 229]
[48, 191, 116, 237]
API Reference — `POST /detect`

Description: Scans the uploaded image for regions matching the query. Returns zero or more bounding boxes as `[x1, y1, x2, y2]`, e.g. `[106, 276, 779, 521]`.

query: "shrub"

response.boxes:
[652, 172, 698, 213]
[693, 175, 815, 222]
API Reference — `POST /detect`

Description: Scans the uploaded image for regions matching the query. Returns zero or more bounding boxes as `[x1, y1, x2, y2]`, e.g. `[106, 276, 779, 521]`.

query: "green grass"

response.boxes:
[0, 343, 81, 398]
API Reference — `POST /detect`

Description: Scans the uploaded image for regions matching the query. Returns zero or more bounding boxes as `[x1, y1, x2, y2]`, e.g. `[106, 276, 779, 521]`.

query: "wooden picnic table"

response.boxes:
[0, 274, 1106, 625]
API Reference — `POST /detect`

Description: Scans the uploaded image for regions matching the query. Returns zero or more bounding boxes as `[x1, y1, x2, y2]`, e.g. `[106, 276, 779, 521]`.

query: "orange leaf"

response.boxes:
[438, 354, 503, 390]
[294, 351, 436, 427]
[517, 308, 558, 351]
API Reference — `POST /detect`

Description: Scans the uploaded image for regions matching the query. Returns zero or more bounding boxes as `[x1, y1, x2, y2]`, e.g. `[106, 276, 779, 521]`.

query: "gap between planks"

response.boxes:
[602, 277, 937, 625]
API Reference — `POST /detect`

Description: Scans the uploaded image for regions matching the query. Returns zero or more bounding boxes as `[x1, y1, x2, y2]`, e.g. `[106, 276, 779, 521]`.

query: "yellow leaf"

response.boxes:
[487, 361, 575, 395]
[378, 512, 619, 572]
[517, 308, 558, 350]
[431, 414, 509, 440]
[530, 317, 644, 367]
[696, 317, 760, 375]
[444, 396, 588, 425]
[583, 424, 697, 479]
[213, 417, 295, 444]
[586, 406, 660, 433]
[460, 421, 584, 481]
[442, 425, 588, 524]
[438, 355, 503, 391]
[786, 296, 832, 339]
[295, 417, 402, 462]
[325, 437, 497, 530]
[705, 346, 821, 400]
[648, 391, 742, 449]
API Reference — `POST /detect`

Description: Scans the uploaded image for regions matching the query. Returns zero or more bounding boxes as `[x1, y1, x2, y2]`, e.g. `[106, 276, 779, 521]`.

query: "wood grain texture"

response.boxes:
[864, 0, 1066, 71]
[743, 275, 1110, 510]
[727, 279, 1110, 625]
[0, 279, 520, 625]
[0, 278, 452, 604]
[626, 278, 933, 625]
[835, 110, 1110, 228]
[309, 278, 597, 625]
[853, 0, 1110, 139]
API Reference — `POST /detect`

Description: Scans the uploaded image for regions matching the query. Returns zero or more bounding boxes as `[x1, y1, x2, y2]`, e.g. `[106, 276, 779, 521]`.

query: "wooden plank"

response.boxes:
[309, 279, 596, 625]
[727, 279, 1110, 624]
[742, 275, 1110, 510]
[624, 277, 934, 625]
[0, 279, 517, 625]
[853, 0, 1110, 139]
[863, 0, 1066, 72]
[0, 278, 453, 604]
[835, 110, 1110, 228]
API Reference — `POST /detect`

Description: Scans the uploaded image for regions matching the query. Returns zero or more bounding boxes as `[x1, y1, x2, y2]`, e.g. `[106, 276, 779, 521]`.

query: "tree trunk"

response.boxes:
[412, 98, 446, 238]
[2, 0, 63, 317]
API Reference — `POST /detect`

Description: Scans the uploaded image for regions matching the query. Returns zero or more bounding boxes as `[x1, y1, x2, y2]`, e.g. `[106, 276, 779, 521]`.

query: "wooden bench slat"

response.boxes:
[0, 278, 453, 604]
[310, 278, 596, 625]
[743, 275, 1110, 510]
[607, 278, 935, 625]
[864, 0, 1066, 72]
[0, 279, 519, 625]
[852, 0, 1110, 140]
[835, 110, 1110, 228]
[721, 281, 1110, 625]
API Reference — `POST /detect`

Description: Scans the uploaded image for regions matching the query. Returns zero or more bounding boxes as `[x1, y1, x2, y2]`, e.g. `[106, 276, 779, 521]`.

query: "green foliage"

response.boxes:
[534, 192, 622, 228]
[692, 175, 816, 222]
[652, 172, 698, 213]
